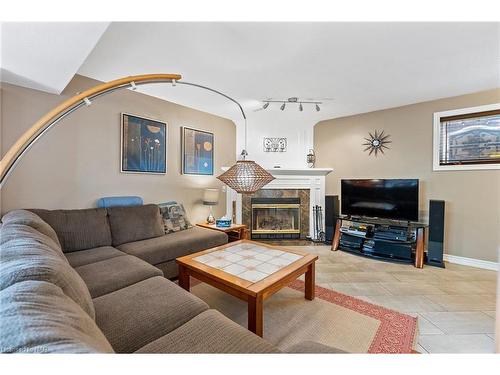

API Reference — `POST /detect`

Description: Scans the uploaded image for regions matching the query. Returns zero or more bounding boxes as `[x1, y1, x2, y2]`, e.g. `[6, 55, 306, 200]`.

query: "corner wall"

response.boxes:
[314, 88, 500, 263]
[0, 75, 236, 223]
[237, 108, 320, 169]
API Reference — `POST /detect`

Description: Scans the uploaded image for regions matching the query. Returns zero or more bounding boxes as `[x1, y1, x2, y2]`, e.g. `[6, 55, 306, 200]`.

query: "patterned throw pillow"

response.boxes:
[158, 201, 193, 234]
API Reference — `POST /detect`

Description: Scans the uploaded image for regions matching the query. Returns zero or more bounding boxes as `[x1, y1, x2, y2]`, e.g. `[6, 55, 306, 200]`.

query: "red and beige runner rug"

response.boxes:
[191, 278, 418, 353]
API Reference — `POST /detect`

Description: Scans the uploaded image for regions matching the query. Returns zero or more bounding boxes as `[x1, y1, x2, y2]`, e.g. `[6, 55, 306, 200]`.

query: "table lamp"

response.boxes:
[203, 188, 219, 224]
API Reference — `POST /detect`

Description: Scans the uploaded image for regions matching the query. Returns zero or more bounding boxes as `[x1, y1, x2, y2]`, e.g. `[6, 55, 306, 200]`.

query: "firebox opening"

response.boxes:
[251, 197, 301, 239]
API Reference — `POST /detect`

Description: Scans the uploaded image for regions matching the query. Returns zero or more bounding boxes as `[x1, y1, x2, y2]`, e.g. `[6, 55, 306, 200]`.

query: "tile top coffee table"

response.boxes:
[176, 240, 318, 337]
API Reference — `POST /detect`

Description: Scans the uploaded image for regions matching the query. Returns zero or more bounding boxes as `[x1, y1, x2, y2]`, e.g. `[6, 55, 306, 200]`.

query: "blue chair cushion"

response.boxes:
[97, 196, 143, 208]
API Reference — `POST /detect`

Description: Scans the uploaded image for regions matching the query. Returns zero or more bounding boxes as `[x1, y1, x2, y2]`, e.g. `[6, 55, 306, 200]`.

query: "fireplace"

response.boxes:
[225, 168, 333, 241]
[251, 198, 301, 239]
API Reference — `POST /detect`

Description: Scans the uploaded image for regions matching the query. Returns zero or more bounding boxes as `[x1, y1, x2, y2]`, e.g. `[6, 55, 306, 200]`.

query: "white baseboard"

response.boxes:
[444, 254, 499, 271]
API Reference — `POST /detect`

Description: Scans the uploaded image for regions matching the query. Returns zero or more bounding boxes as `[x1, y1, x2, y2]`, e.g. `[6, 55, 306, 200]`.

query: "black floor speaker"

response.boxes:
[324, 195, 339, 244]
[427, 200, 445, 268]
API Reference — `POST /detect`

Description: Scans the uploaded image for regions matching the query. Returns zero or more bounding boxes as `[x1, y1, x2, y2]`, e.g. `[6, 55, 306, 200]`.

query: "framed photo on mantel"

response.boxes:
[181, 126, 214, 175]
[121, 113, 167, 174]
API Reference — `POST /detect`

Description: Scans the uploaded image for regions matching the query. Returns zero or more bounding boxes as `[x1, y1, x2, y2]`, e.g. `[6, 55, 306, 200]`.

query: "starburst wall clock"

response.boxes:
[363, 130, 391, 156]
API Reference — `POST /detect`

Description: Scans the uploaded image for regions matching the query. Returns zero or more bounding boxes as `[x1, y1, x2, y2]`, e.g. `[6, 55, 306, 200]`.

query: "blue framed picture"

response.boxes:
[121, 113, 167, 174]
[182, 127, 214, 175]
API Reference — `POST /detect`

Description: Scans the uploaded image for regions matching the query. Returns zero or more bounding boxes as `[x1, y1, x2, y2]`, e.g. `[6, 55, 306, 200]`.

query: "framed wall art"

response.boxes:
[182, 127, 214, 175]
[121, 113, 167, 174]
[263, 137, 287, 152]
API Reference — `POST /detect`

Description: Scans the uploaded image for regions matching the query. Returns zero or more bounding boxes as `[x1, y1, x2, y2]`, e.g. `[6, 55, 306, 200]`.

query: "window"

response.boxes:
[433, 104, 500, 171]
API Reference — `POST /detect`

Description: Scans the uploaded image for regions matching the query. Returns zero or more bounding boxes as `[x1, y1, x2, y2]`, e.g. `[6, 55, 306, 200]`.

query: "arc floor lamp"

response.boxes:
[0, 73, 274, 193]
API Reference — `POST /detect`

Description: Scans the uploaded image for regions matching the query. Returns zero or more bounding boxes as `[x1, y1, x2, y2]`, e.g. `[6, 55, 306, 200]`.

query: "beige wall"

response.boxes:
[315, 89, 500, 263]
[0, 75, 236, 223]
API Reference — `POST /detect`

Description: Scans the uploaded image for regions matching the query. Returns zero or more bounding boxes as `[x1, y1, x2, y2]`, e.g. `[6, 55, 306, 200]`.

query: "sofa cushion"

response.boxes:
[93, 276, 208, 353]
[107, 204, 164, 246]
[135, 309, 280, 353]
[74, 255, 163, 298]
[154, 260, 179, 279]
[0, 281, 113, 353]
[0, 223, 65, 261]
[117, 226, 228, 265]
[0, 228, 95, 319]
[158, 201, 193, 234]
[2, 209, 61, 248]
[30, 208, 112, 252]
[65, 246, 126, 268]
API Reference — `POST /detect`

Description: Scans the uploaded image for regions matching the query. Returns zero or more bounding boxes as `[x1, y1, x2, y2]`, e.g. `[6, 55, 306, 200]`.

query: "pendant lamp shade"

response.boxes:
[217, 160, 275, 194]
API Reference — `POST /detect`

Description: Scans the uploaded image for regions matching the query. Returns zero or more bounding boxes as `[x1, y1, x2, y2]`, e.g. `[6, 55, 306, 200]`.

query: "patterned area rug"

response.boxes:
[191, 278, 418, 353]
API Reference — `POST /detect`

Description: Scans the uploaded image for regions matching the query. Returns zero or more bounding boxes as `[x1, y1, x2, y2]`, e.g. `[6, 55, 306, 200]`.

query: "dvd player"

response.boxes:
[373, 226, 410, 241]
[340, 223, 374, 237]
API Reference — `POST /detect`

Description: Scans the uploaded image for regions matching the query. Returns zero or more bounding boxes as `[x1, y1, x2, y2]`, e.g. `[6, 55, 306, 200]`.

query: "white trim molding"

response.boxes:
[444, 254, 499, 271]
[496, 247, 500, 354]
[433, 102, 500, 171]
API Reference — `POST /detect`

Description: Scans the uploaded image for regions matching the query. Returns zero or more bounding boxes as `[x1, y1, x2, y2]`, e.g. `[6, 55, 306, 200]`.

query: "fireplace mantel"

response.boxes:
[221, 167, 333, 176]
[222, 167, 333, 239]
[264, 167, 333, 176]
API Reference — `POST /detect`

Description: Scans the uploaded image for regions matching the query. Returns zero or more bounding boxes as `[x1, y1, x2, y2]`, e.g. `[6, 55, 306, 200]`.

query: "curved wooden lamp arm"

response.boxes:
[0, 73, 181, 187]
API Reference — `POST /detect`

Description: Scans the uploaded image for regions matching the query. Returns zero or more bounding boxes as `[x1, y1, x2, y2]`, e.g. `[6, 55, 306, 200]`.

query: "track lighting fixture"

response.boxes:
[130, 81, 137, 91]
[83, 97, 92, 107]
[172, 79, 177, 87]
[261, 97, 322, 113]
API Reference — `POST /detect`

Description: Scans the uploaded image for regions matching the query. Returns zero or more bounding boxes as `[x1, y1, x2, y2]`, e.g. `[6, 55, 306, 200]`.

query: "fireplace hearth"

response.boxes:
[251, 197, 300, 239]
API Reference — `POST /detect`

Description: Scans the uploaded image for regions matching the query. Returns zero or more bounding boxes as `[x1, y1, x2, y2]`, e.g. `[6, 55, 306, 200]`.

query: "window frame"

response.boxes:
[433, 103, 500, 171]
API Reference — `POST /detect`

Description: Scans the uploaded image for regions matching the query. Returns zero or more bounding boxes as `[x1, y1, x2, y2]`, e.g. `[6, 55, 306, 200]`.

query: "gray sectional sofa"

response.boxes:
[31, 204, 228, 280]
[0, 205, 340, 354]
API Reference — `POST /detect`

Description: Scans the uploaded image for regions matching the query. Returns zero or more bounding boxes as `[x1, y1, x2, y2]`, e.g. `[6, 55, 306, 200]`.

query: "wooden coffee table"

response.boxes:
[176, 240, 318, 337]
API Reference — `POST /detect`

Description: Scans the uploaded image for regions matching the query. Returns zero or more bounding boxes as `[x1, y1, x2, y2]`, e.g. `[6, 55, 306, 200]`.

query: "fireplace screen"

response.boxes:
[251, 198, 300, 239]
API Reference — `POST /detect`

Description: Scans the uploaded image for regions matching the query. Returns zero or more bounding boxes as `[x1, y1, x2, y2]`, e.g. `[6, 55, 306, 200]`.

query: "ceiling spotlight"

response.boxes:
[299, 103, 303, 111]
[280, 102, 286, 111]
[315, 104, 321, 112]
[172, 79, 177, 87]
[130, 81, 137, 91]
[263, 102, 269, 109]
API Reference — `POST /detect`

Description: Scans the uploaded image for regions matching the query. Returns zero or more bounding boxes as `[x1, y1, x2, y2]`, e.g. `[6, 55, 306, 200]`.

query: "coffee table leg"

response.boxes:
[248, 295, 263, 337]
[178, 265, 190, 291]
[305, 263, 315, 300]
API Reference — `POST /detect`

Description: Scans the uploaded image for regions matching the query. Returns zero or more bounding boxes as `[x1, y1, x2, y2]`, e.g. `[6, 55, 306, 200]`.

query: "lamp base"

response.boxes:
[206, 212, 216, 224]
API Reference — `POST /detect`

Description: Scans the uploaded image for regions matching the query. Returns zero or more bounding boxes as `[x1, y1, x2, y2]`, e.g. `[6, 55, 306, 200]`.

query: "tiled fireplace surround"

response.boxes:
[223, 168, 333, 240]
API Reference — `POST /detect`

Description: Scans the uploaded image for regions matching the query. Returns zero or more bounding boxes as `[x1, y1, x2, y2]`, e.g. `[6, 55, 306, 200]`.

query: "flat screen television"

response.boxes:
[341, 179, 419, 221]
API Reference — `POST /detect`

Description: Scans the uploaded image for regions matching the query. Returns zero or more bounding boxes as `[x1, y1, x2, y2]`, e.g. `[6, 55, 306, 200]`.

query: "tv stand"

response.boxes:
[331, 216, 427, 268]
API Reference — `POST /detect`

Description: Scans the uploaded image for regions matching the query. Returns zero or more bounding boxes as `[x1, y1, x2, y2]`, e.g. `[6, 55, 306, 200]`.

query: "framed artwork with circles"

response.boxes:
[182, 127, 214, 175]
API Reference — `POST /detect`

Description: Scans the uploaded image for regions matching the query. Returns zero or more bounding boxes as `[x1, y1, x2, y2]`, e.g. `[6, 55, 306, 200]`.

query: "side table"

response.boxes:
[196, 223, 248, 242]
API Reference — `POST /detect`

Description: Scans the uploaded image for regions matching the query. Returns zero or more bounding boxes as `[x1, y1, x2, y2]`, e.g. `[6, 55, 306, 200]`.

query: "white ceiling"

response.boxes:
[77, 22, 500, 122]
[1, 22, 499, 122]
[1, 22, 109, 93]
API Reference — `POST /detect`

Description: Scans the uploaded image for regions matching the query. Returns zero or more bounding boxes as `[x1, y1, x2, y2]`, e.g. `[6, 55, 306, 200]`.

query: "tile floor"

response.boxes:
[296, 245, 498, 353]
